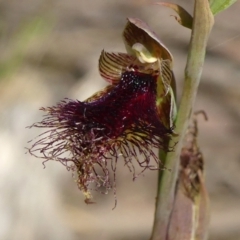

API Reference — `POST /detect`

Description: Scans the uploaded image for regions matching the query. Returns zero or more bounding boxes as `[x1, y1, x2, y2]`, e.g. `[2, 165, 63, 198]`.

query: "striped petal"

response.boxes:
[156, 87, 177, 129]
[159, 59, 173, 95]
[99, 50, 136, 84]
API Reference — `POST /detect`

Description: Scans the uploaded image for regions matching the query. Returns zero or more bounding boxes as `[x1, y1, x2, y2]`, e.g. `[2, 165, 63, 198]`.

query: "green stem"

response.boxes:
[150, 1, 214, 239]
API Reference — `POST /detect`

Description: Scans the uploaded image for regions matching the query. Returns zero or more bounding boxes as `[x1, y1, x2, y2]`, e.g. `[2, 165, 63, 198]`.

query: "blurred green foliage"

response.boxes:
[0, 16, 52, 80]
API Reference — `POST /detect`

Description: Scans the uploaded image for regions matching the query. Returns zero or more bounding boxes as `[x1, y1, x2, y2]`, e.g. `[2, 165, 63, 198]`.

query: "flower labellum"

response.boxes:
[28, 18, 176, 204]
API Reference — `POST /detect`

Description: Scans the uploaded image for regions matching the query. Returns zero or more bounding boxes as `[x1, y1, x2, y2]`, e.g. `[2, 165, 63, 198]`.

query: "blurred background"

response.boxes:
[0, 0, 240, 239]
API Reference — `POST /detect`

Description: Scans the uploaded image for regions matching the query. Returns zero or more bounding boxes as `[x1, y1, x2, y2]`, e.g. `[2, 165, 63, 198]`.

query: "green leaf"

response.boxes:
[210, 0, 238, 15]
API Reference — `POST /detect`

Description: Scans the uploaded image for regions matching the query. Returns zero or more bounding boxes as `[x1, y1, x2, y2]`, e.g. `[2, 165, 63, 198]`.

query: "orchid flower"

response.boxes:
[28, 18, 176, 204]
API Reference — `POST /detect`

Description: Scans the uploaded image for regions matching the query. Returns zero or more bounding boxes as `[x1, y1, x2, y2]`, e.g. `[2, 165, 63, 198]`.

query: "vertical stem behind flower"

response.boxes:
[150, 1, 214, 240]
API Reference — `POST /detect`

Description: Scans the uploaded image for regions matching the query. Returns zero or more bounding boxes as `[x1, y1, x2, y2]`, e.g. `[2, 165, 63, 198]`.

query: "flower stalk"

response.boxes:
[150, 0, 214, 239]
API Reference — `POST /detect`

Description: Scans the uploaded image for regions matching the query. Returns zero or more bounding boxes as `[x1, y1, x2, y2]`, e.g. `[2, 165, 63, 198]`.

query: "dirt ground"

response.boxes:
[0, 0, 240, 240]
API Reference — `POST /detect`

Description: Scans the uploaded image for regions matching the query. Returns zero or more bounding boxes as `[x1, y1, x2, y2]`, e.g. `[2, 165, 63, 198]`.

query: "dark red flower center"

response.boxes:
[60, 71, 169, 143]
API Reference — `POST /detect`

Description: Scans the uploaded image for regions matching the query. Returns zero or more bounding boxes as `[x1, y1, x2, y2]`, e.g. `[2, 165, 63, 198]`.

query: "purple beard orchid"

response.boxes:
[28, 18, 176, 204]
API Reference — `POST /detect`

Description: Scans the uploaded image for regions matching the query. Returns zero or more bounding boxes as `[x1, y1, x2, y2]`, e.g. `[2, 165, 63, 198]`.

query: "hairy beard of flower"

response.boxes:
[28, 70, 172, 203]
